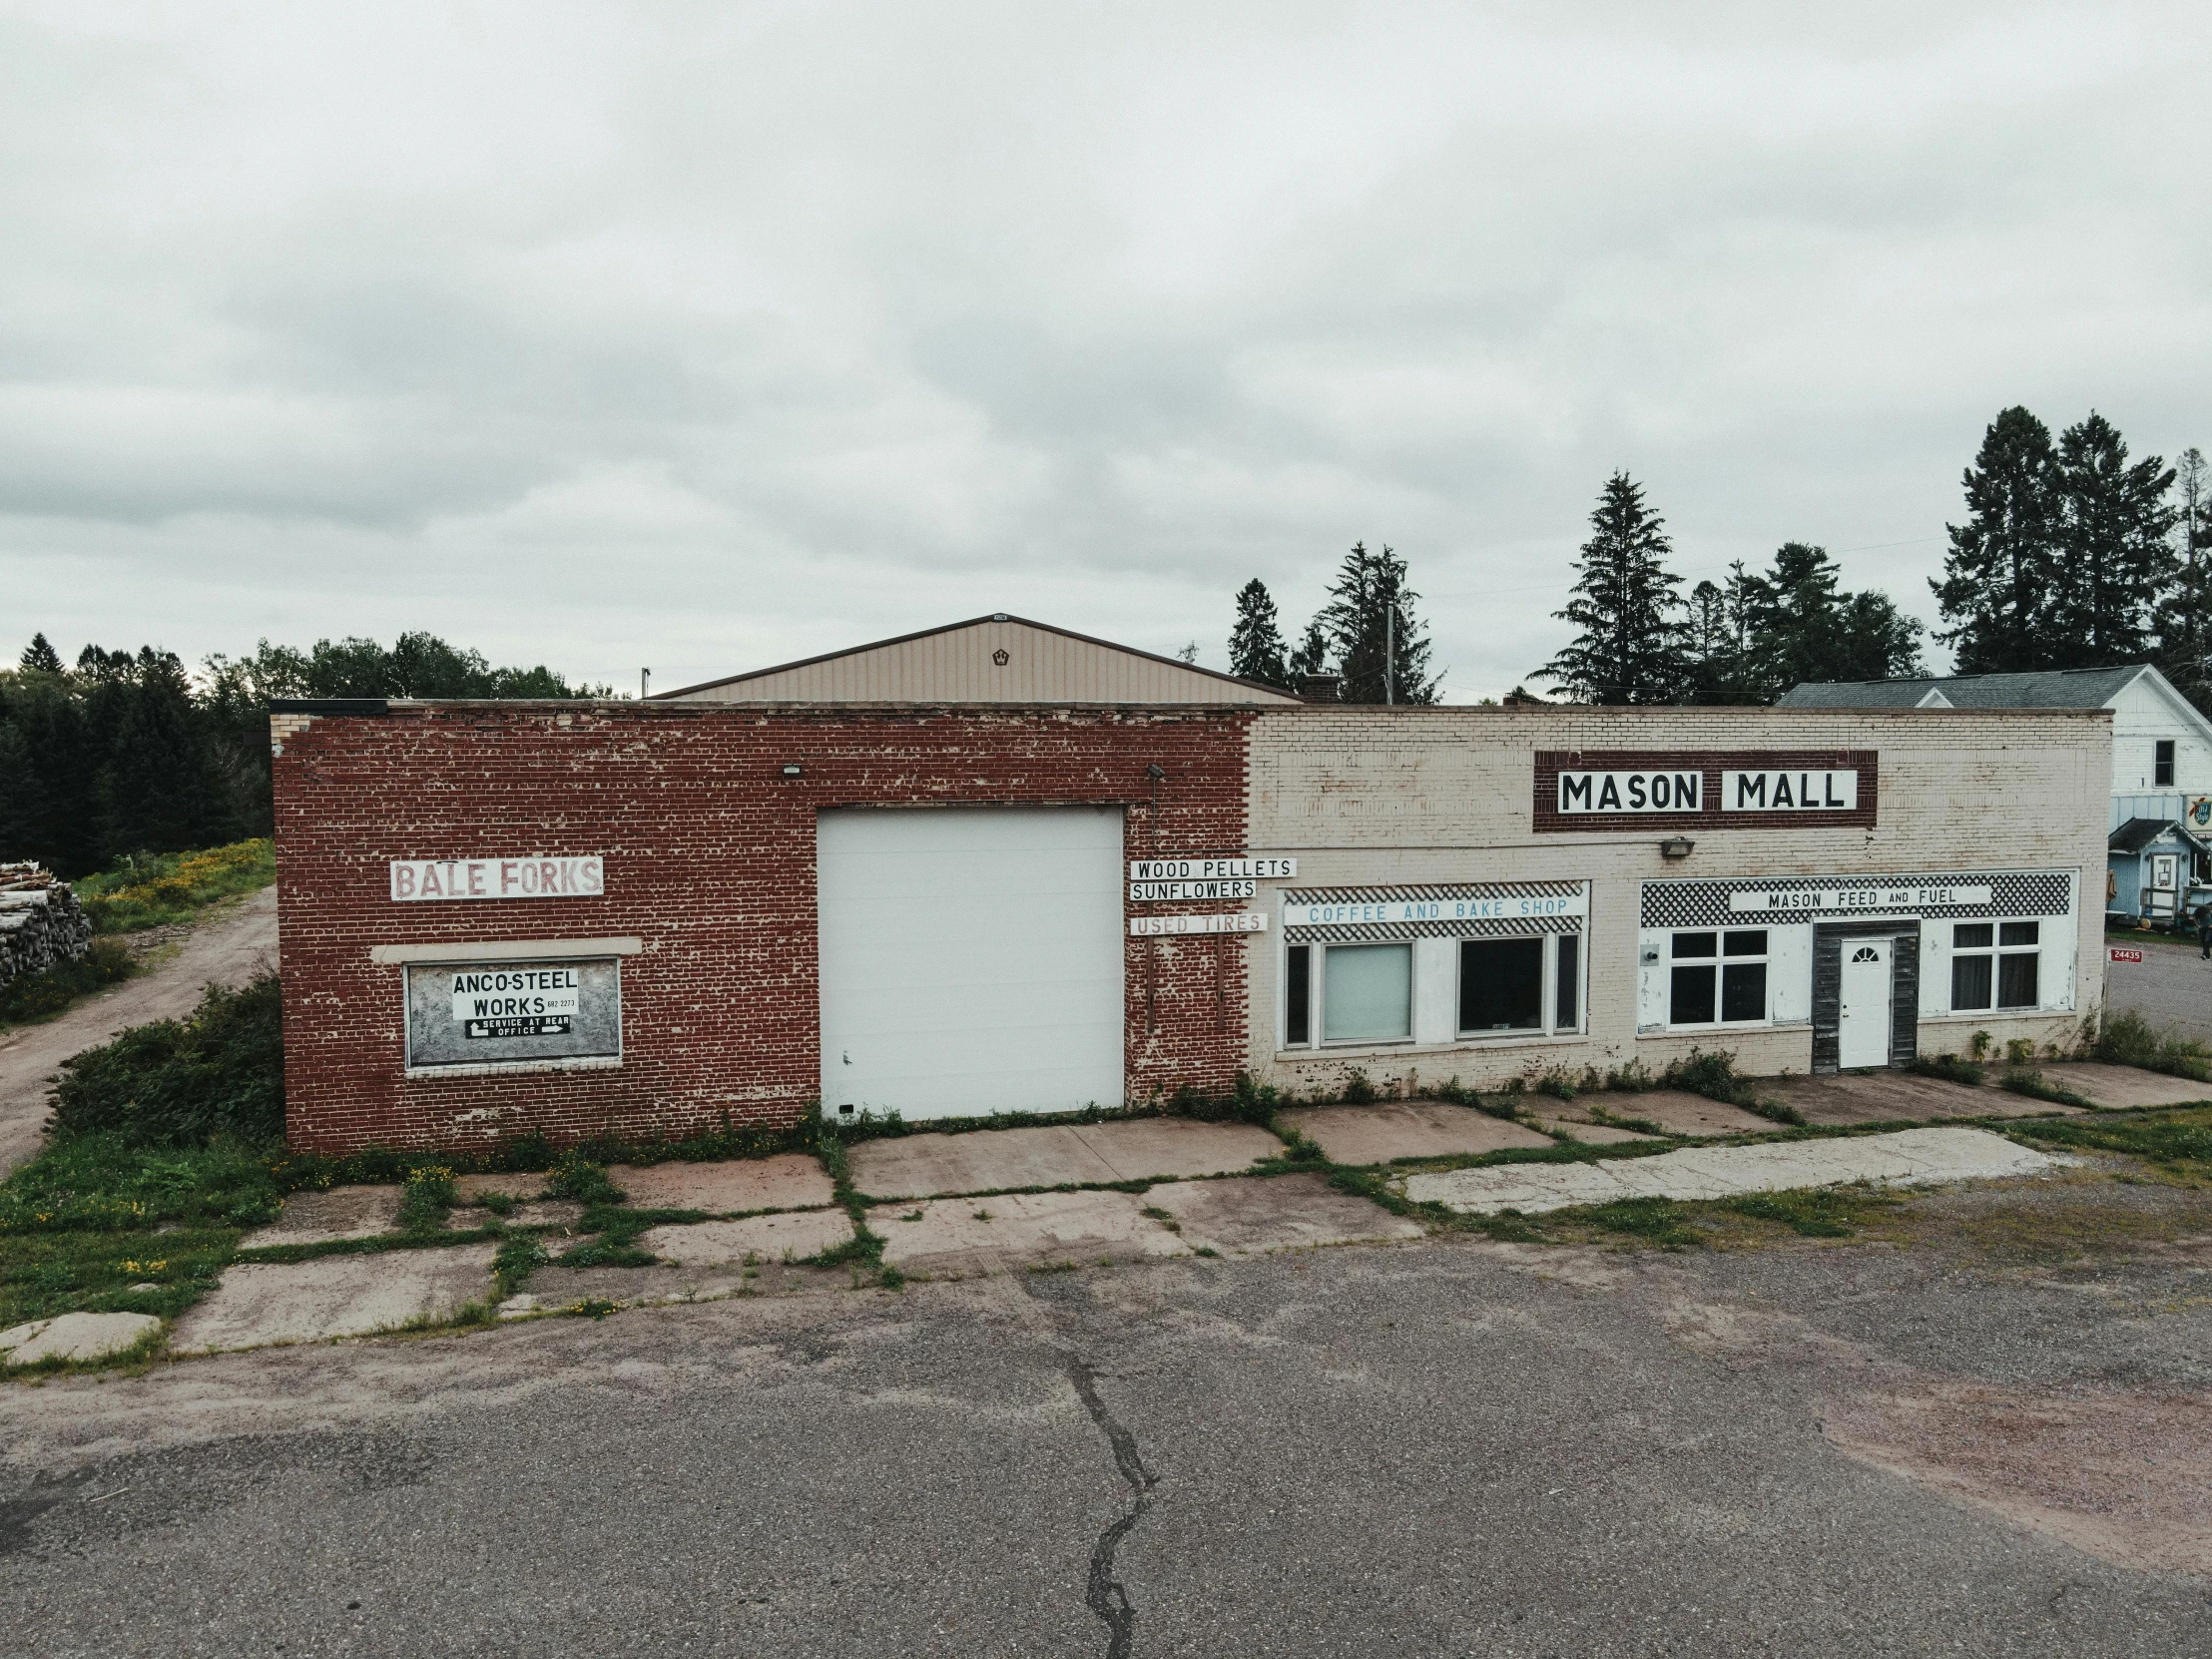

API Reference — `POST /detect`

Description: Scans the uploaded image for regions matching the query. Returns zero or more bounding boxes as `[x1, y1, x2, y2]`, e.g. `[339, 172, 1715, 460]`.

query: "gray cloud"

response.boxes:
[2, 0, 2207, 697]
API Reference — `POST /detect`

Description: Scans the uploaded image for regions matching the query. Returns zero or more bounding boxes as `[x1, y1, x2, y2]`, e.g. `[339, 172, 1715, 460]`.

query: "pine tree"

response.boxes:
[1317, 542, 1440, 705]
[17, 633, 62, 674]
[2162, 447, 2212, 708]
[1287, 620, 1331, 685]
[2046, 412, 2179, 669]
[94, 650, 216, 859]
[1227, 579, 1293, 688]
[1932, 407, 2061, 672]
[1539, 473, 1689, 705]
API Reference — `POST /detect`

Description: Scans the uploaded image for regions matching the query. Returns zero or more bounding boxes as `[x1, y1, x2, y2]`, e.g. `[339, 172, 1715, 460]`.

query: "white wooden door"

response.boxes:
[1838, 938, 1893, 1069]
[817, 807, 1125, 1121]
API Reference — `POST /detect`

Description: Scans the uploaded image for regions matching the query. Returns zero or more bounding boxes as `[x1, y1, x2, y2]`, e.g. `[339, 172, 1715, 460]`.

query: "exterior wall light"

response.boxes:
[1660, 835, 1695, 859]
[781, 763, 805, 778]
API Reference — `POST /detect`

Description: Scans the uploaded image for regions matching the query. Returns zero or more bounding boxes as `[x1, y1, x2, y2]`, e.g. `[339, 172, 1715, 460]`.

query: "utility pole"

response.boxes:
[1385, 597, 1394, 706]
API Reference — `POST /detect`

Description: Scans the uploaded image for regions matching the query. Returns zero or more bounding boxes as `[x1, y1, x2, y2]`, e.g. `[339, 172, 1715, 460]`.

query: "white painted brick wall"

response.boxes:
[1241, 706, 2111, 1093]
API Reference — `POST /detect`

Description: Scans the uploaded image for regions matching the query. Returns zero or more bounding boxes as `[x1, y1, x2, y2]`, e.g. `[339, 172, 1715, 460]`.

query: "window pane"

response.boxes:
[1998, 920, 2039, 947]
[1723, 929, 1767, 957]
[1997, 952, 2039, 1009]
[2157, 740, 2175, 786]
[1286, 945, 1311, 1046]
[1324, 943, 1411, 1042]
[1554, 933, 1580, 1031]
[1951, 953, 1992, 1011]
[1459, 938, 1543, 1032]
[1673, 932, 1717, 959]
[1953, 923, 1993, 949]
[1721, 961, 1768, 1022]
[1671, 963, 1716, 1024]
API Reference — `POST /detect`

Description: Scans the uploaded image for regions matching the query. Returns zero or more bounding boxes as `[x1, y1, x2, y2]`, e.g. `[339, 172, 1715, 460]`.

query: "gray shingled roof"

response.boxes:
[1778, 665, 2147, 710]
[2109, 816, 2210, 854]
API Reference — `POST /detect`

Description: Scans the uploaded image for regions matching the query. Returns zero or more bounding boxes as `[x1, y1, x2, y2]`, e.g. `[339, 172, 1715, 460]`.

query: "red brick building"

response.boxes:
[272, 698, 1255, 1155]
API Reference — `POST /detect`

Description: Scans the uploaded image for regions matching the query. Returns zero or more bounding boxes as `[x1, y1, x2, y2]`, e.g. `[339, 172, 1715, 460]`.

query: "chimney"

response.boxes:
[1298, 673, 1342, 704]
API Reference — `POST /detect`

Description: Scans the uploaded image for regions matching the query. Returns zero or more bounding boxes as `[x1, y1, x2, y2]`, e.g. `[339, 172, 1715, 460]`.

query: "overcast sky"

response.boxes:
[4, 2, 2208, 701]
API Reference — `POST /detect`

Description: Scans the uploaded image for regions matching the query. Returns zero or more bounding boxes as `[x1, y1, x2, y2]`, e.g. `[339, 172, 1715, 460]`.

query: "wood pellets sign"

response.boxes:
[1129, 855, 1296, 902]
[403, 957, 622, 1069]
[1531, 750, 1878, 832]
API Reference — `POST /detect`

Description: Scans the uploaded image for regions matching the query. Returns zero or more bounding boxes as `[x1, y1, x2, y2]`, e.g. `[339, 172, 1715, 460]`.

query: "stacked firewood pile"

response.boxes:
[0, 862, 94, 991]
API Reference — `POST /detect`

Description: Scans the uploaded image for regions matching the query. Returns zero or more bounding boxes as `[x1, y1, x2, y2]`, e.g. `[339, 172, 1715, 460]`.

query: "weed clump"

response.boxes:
[1912, 1053, 1986, 1087]
[2093, 1012, 2212, 1084]
[544, 1153, 625, 1207]
[0, 937, 137, 1026]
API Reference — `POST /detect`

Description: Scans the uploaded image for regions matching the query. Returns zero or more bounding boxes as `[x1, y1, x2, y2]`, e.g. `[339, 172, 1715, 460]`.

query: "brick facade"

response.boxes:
[275, 702, 1253, 1156]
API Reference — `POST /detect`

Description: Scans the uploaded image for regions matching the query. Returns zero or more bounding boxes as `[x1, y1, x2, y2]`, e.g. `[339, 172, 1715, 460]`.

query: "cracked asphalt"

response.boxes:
[4, 1189, 2211, 1657]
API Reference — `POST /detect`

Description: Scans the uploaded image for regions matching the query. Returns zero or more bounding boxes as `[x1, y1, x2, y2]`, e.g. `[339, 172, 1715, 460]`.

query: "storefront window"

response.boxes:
[1669, 929, 1768, 1027]
[1555, 934, 1579, 1031]
[1285, 945, 1312, 1045]
[1323, 943, 1412, 1043]
[1952, 920, 2039, 1011]
[1458, 938, 1542, 1032]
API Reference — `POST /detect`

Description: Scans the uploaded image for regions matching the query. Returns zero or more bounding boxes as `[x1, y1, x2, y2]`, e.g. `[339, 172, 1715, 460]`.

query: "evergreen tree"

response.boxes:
[1316, 542, 1440, 704]
[18, 633, 62, 673]
[95, 650, 214, 860]
[1287, 619, 1331, 685]
[2162, 447, 2212, 708]
[2046, 412, 2178, 669]
[1227, 579, 1293, 688]
[1932, 407, 2061, 672]
[1539, 473, 1689, 705]
[1743, 543, 1924, 696]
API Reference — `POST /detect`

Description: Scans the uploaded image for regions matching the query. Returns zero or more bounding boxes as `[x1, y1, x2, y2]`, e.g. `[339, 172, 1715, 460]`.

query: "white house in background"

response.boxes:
[1779, 664, 2212, 828]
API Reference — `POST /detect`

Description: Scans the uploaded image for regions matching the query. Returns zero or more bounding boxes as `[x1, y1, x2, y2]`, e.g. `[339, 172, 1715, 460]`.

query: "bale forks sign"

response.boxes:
[1531, 751, 1878, 832]
[389, 856, 604, 900]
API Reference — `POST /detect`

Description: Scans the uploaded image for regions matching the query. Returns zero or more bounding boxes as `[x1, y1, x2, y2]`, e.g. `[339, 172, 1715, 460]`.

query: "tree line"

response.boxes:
[1231, 404, 2202, 709]
[1, 632, 606, 878]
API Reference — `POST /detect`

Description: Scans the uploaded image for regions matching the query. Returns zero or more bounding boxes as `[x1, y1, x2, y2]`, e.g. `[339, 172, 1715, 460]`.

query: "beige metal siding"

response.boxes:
[682, 619, 1300, 705]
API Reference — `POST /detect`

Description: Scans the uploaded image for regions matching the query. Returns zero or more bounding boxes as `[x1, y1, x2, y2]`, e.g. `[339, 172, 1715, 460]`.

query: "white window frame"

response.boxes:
[1278, 939, 1418, 1048]
[1454, 931, 1586, 1041]
[1663, 926, 1773, 1031]
[1946, 917, 2043, 1013]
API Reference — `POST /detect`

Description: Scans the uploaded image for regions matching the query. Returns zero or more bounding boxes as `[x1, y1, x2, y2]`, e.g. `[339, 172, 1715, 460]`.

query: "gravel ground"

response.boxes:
[0, 885, 276, 1176]
[4, 1167, 2210, 1657]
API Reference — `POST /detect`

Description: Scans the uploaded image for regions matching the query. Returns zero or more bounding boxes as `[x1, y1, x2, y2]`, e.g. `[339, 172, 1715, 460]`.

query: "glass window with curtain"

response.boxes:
[1323, 943, 1412, 1043]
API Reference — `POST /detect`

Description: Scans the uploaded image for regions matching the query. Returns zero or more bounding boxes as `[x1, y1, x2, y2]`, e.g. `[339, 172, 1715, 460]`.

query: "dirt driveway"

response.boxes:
[0, 885, 277, 1176]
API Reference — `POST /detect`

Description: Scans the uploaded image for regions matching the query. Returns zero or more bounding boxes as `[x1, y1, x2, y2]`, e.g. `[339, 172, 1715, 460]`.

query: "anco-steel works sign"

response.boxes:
[1532, 750, 1878, 833]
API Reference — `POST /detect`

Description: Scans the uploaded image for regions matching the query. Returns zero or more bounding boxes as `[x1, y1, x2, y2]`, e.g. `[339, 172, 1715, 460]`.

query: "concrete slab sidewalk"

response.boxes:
[869, 1191, 1187, 1275]
[1145, 1174, 1424, 1255]
[1401, 1127, 2067, 1216]
[241, 1186, 402, 1249]
[2038, 1063, 2212, 1110]
[1279, 1101, 1552, 1165]
[1767, 1068, 2081, 1127]
[1068, 1117, 1283, 1180]
[848, 1118, 1277, 1199]
[1585, 1091, 1772, 1137]
[608, 1153, 835, 1213]
[170, 1244, 498, 1355]
[1529, 1114, 1661, 1146]
[636, 1210, 855, 1267]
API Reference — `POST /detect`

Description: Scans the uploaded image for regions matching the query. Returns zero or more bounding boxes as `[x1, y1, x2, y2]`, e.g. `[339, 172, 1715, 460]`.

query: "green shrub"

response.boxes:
[0, 938, 137, 1026]
[1661, 1048, 1753, 1105]
[1912, 1052, 1985, 1087]
[77, 839, 276, 932]
[2093, 1012, 2212, 1083]
[396, 1167, 457, 1232]
[1342, 1069, 1379, 1105]
[2000, 1067, 2093, 1109]
[46, 973, 283, 1146]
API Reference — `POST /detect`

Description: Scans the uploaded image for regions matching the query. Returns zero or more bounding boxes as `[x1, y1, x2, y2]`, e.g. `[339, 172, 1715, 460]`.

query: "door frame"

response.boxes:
[1811, 918, 1920, 1075]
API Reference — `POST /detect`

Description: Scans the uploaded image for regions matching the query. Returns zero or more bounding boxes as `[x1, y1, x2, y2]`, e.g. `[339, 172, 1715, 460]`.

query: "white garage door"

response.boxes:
[818, 807, 1125, 1121]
